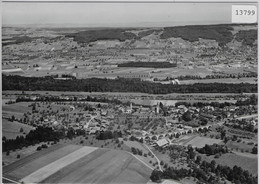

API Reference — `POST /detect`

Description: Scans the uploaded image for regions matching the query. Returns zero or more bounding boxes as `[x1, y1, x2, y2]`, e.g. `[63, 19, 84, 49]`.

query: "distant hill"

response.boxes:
[160, 25, 234, 46]
[66, 29, 137, 43]
[65, 24, 257, 46]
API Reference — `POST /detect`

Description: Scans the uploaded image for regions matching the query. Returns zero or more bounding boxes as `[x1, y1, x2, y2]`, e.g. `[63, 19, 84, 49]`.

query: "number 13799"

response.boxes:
[236, 9, 256, 16]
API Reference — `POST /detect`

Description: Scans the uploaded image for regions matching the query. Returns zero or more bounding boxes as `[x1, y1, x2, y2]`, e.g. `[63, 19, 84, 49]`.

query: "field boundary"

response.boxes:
[19, 146, 97, 183]
[144, 144, 162, 171]
[126, 151, 154, 171]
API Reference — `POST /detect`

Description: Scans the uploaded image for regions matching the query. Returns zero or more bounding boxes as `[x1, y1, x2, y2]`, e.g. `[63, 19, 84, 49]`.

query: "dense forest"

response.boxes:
[2, 75, 257, 94]
[235, 29, 257, 46]
[118, 62, 177, 68]
[66, 29, 137, 43]
[161, 25, 234, 46]
[64, 24, 257, 46]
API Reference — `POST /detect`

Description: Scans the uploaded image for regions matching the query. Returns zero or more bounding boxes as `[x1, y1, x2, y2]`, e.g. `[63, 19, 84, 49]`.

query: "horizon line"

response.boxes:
[2, 22, 258, 28]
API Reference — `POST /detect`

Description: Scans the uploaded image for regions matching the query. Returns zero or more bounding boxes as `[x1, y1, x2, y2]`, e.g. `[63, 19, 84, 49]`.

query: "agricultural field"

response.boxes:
[180, 136, 223, 148]
[3, 144, 152, 184]
[2, 102, 33, 119]
[225, 140, 255, 153]
[2, 119, 35, 139]
[123, 140, 158, 169]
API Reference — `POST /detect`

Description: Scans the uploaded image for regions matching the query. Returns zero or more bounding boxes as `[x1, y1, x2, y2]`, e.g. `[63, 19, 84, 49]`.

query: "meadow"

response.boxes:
[2, 119, 35, 139]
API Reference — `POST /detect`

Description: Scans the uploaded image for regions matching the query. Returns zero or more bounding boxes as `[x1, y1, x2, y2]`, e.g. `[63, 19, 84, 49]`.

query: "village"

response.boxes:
[3, 92, 258, 150]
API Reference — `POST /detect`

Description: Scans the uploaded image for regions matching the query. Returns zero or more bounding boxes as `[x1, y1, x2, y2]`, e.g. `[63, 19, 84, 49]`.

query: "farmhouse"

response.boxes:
[155, 138, 170, 148]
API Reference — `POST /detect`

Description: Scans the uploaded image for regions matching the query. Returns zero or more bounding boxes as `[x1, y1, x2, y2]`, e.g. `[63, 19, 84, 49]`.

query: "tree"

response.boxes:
[20, 127, 24, 133]
[160, 160, 164, 166]
[139, 138, 144, 143]
[195, 155, 201, 164]
[152, 136, 157, 140]
[131, 147, 137, 155]
[221, 130, 226, 140]
[150, 170, 162, 182]
[251, 146, 257, 154]
[210, 160, 216, 172]
[11, 115, 15, 121]
[182, 111, 192, 122]
[2, 136, 6, 142]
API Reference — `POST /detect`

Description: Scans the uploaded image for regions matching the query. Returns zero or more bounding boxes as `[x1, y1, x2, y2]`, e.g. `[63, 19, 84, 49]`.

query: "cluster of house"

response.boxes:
[85, 118, 110, 134]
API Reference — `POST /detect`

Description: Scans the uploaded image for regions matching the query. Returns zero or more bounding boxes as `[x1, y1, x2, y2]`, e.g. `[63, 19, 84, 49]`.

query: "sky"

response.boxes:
[1, 2, 250, 27]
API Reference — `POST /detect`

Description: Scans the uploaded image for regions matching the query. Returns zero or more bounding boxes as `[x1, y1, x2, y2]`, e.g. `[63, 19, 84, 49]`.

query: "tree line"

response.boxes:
[175, 94, 257, 108]
[3, 75, 257, 94]
[118, 62, 177, 68]
[96, 130, 122, 140]
[177, 72, 257, 81]
[15, 94, 123, 105]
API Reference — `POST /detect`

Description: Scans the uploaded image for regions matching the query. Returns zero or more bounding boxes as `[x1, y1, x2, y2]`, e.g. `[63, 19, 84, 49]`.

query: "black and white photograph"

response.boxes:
[1, 1, 258, 184]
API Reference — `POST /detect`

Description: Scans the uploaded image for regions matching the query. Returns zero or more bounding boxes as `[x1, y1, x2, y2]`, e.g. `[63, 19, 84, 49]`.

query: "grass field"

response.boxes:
[3, 144, 152, 184]
[2, 102, 32, 113]
[182, 136, 223, 148]
[2, 102, 32, 119]
[200, 152, 257, 176]
[2, 119, 35, 139]
[225, 140, 254, 152]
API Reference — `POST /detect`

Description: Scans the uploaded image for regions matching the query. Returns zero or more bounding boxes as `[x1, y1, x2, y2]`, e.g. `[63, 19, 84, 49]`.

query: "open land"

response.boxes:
[3, 144, 152, 184]
[200, 152, 258, 176]
[2, 119, 35, 139]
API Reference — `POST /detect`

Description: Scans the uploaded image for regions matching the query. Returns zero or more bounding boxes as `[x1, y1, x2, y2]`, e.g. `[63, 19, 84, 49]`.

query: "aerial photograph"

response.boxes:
[1, 2, 258, 184]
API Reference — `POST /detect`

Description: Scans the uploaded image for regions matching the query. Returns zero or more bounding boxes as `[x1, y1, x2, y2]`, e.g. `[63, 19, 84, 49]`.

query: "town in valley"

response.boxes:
[2, 20, 258, 184]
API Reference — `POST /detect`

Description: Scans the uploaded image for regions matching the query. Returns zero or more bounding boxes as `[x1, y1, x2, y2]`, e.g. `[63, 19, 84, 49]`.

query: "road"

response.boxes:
[235, 114, 258, 120]
[126, 152, 154, 171]
[84, 115, 97, 129]
[143, 144, 162, 172]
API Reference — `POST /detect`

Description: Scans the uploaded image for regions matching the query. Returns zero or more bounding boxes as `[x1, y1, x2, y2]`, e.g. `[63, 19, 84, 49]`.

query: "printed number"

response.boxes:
[236, 10, 255, 15]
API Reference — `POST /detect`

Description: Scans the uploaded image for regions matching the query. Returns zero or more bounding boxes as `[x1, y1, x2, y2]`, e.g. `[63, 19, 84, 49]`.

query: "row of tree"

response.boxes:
[118, 62, 177, 68]
[96, 130, 122, 140]
[15, 95, 123, 105]
[177, 72, 257, 81]
[175, 94, 257, 108]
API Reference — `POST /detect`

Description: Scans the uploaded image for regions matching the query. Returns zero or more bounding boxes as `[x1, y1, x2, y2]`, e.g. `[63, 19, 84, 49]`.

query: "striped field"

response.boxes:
[3, 144, 152, 184]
